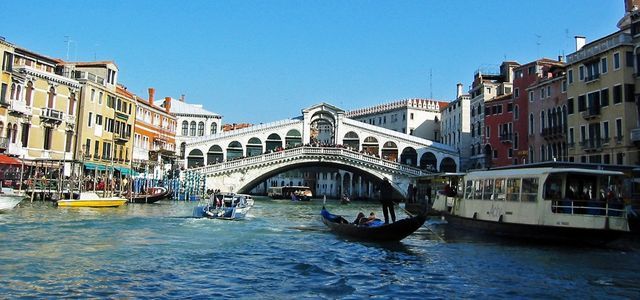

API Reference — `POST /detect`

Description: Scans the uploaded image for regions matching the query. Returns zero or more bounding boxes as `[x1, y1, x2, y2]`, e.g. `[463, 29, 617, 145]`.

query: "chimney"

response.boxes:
[180, 94, 185, 102]
[164, 97, 171, 113]
[558, 55, 563, 62]
[625, 0, 640, 12]
[148, 87, 155, 106]
[456, 83, 463, 99]
[575, 36, 586, 51]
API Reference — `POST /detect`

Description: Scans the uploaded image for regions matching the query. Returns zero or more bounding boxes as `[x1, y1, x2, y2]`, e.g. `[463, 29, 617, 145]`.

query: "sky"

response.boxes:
[1, 1, 624, 124]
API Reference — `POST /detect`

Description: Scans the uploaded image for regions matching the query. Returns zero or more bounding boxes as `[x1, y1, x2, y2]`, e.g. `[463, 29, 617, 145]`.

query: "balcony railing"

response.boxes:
[585, 73, 600, 83]
[8, 101, 32, 116]
[499, 134, 513, 143]
[40, 108, 64, 123]
[541, 126, 565, 140]
[113, 133, 130, 144]
[72, 71, 105, 85]
[632, 128, 640, 143]
[580, 139, 604, 152]
[581, 107, 601, 120]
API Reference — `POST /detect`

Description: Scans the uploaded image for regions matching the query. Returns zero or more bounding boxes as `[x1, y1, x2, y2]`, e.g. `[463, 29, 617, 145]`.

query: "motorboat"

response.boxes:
[0, 188, 26, 211]
[127, 186, 169, 204]
[193, 193, 254, 220]
[57, 192, 127, 208]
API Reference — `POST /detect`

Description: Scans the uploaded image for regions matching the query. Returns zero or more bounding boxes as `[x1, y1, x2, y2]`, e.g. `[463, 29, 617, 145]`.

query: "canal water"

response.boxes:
[1, 197, 639, 299]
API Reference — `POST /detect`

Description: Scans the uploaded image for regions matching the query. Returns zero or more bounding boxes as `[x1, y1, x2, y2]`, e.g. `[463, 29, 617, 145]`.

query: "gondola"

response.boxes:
[128, 187, 169, 204]
[320, 207, 427, 242]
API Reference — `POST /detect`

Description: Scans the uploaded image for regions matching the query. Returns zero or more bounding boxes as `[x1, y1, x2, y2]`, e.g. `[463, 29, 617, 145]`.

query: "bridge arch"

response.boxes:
[362, 136, 379, 156]
[246, 137, 263, 157]
[420, 151, 437, 172]
[342, 131, 359, 151]
[266, 133, 282, 152]
[227, 141, 243, 160]
[285, 129, 302, 148]
[439, 157, 457, 172]
[381, 141, 398, 161]
[207, 145, 223, 165]
[400, 147, 417, 166]
[187, 149, 204, 168]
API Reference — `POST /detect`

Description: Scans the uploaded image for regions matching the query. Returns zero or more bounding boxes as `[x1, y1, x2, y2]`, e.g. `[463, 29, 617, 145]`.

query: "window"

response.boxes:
[625, 84, 635, 102]
[613, 85, 622, 104]
[96, 114, 103, 126]
[507, 103, 513, 112]
[626, 51, 634, 67]
[514, 88, 519, 98]
[529, 91, 534, 102]
[514, 105, 519, 120]
[189, 121, 196, 136]
[508, 148, 513, 158]
[614, 52, 620, 69]
[569, 127, 574, 145]
[88, 112, 93, 127]
[528, 65, 535, 75]
[91, 89, 95, 102]
[601, 57, 608, 73]
[529, 113, 534, 135]
[486, 126, 490, 138]
[578, 95, 586, 112]
[198, 122, 205, 136]
[579, 65, 584, 81]
[603, 121, 610, 139]
[43, 127, 52, 150]
[567, 98, 574, 114]
[21, 123, 29, 148]
[410, 113, 414, 120]
[210, 122, 217, 134]
[616, 118, 623, 142]
[568, 69, 573, 83]
[547, 86, 551, 97]
[561, 80, 567, 93]
[540, 88, 545, 99]
[600, 88, 609, 107]
[181, 121, 188, 136]
[506, 178, 521, 202]
[65, 131, 73, 152]
[521, 178, 538, 202]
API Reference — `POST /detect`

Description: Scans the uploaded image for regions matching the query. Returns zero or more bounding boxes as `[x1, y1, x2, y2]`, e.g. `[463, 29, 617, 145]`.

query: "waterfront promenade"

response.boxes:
[1, 198, 639, 298]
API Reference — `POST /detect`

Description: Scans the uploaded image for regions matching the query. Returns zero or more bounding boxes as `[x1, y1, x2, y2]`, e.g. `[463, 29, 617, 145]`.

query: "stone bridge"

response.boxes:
[184, 103, 460, 198]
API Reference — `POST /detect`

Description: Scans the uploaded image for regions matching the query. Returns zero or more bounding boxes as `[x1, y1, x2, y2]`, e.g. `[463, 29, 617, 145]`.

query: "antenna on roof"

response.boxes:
[64, 36, 71, 60]
[429, 68, 433, 99]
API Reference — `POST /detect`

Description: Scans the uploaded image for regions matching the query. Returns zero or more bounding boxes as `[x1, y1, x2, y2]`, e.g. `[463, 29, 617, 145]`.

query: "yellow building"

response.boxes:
[2, 45, 80, 174]
[59, 61, 134, 176]
[565, 31, 638, 165]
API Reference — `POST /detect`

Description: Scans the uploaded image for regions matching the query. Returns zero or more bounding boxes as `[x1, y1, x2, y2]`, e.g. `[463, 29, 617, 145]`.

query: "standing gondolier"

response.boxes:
[380, 178, 396, 224]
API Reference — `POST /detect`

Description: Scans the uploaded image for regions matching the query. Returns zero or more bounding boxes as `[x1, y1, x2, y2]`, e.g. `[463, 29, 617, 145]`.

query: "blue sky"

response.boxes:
[1, 1, 623, 124]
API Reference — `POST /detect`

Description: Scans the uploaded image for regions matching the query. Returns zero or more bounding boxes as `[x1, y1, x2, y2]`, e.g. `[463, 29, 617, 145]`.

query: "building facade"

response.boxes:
[483, 93, 514, 167]
[169, 96, 222, 167]
[565, 31, 637, 165]
[440, 83, 471, 170]
[133, 88, 177, 179]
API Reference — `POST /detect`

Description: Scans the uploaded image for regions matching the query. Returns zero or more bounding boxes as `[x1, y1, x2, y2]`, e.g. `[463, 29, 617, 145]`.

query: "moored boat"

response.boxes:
[431, 167, 630, 244]
[127, 186, 169, 204]
[320, 207, 426, 242]
[0, 188, 26, 211]
[57, 192, 127, 208]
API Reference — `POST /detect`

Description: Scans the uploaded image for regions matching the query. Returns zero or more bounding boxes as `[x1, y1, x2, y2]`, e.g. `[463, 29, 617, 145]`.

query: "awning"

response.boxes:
[0, 155, 21, 166]
[84, 162, 107, 171]
[115, 166, 137, 176]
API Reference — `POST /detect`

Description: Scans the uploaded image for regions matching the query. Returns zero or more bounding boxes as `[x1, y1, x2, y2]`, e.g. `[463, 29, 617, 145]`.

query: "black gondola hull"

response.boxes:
[321, 208, 426, 242]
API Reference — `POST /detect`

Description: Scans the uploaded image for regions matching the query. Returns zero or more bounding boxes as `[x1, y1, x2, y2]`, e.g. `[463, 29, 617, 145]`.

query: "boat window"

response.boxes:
[521, 178, 539, 202]
[506, 178, 521, 202]
[473, 180, 483, 200]
[543, 175, 563, 200]
[483, 179, 494, 200]
[465, 180, 473, 199]
[494, 178, 506, 201]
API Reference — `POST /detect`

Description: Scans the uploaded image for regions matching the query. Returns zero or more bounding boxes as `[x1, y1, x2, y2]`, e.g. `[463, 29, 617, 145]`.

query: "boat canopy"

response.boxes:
[464, 167, 624, 180]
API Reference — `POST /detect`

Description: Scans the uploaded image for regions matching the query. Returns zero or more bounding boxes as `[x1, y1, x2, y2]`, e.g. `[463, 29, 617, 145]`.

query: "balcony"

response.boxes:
[40, 108, 64, 124]
[541, 126, 565, 140]
[631, 128, 640, 143]
[8, 101, 32, 116]
[581, 107, 601, 120]
[72, 71, 105, 85]
[113, 133, 130, 144]
[567, 32, 632, 64]
[499, 134, 513, 143]
[0, 137, 8, 150]
[580, 139, 603, 152]
[6, 143, 26, 157]
[114, 111, 129, 121]
[585, 73, 600, 83]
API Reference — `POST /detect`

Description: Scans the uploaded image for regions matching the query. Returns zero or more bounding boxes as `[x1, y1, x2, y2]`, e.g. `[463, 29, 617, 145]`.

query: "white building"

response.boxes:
[164, 96, 222, 167]
[440, 83, 472, 170]
[346, 98, 446, 142]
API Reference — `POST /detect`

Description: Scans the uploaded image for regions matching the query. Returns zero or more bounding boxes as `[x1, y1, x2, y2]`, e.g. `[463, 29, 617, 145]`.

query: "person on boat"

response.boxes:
[380, 178, 396, 224]
[353, 212, 365, 224]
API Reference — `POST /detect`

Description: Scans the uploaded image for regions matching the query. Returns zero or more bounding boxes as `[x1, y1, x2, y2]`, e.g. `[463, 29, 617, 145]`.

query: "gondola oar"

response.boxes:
[395, 201, 445, 243]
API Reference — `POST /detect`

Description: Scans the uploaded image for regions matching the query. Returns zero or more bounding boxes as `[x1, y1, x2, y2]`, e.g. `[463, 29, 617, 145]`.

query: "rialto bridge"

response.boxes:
[184, 103, 459, 198]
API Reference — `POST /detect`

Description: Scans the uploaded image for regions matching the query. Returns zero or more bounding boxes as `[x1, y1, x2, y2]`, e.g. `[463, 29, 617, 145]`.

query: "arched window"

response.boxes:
[25, 82, 33, 106]
[47, 87, 55, 108]
[181, 121, 188, 136]
[6, 123, 12, 143]
[190, 121, 196, 136]
[68, 93, 76, 115]
[10, 83, 16, 100]
[210, 122, 218, 134]
[198, 121, 205, 136]
[11, 124, 17, 143]
[16, 85, 22, 101]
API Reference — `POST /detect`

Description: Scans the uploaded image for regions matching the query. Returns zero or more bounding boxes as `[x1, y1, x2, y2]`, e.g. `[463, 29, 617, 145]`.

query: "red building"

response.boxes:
[512, 58, 564, 164]
[484, 93, 515, 167]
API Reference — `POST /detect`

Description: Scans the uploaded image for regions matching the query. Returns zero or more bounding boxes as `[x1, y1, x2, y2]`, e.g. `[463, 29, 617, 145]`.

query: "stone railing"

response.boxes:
[191, 146, 431, 177]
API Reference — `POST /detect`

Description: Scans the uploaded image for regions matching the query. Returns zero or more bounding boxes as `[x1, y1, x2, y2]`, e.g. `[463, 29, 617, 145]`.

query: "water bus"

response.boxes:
[431, 167, 630, 244]
[267, 186, 313, 201]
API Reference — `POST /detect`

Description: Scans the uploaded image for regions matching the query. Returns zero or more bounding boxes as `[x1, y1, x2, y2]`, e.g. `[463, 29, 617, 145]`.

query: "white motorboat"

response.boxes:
[0, 188, 26, 211]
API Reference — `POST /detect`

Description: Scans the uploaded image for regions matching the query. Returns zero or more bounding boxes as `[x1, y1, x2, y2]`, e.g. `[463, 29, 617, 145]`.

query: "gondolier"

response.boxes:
[380, 178, 396, 224]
